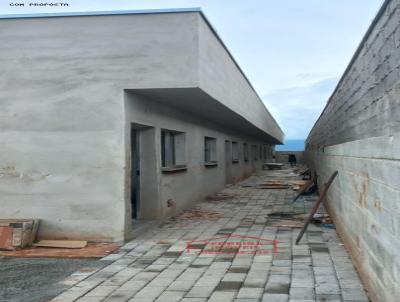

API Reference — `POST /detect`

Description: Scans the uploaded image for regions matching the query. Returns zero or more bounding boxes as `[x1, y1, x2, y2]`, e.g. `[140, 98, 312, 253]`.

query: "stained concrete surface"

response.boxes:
[0, 257, 109, 302]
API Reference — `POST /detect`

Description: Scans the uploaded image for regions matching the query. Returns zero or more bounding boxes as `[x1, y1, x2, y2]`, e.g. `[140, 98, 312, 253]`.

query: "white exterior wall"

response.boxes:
[0, 11, 282, 242]
[198, 19, 283, 141]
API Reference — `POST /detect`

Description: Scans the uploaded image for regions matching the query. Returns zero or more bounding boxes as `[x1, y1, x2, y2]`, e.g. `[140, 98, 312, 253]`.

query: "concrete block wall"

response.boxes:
[305, 1, 400, 301]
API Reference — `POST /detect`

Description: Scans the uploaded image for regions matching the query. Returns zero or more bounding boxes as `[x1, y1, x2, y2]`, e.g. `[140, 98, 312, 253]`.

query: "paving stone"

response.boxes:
[262, 293, 289, 302]
[77, 297, 105, 302]
[236, 287, 263, 299]
[316, 294, 341, 302]
[265, 282, 290, 294]
[243, 277, 267, 288]
[155, 291, 185, 302]
[342, 288, 369, 301]
[84, 285, 119, 297]
[167, 280, 196, 291]
[50, 169, 369, 302]
[291, 278, 314, 288]
[128, 298, 155, 302]
[271, 266, 291, 275]
[222, 273, 247, 282]
[186, 286, 215, 298]
[216, 281, 243, 291]
[134, 286, 166, 299]
[209, 291, 237, 302]
[107, 289, 141, 301]
[315, 283, 340, 295]
[289, 287, 314, 300]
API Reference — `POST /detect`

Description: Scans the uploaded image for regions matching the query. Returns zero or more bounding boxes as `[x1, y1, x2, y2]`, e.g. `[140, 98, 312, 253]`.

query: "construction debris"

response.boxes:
[271, 219, 304, 228]
[0, 219, 40, 250]
[292, 177, 316, 203]
[290, 180, 308, 191]
[296, 171, 339, 244]
[257, 184, 290, 189]
[263, 163, 284, 170]
[312, 213, 333, 224]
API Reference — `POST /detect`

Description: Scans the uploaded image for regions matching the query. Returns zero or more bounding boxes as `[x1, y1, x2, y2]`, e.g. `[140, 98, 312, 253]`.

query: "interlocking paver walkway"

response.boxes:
[51, 168, 369, 302]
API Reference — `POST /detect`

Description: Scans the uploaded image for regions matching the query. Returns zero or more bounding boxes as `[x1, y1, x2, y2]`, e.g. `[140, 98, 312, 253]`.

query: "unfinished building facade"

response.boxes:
[306, 0, 400, 301]
[0, 9, 283, 242]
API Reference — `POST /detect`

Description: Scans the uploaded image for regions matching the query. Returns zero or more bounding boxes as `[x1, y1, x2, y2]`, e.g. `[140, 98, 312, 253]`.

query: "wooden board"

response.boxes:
[271, 220, 304, 228]
[290, 180, 308, 186]
[257, 185, 290, 189]
[0, 242, 120, 258]
[34, 240, 87, 249]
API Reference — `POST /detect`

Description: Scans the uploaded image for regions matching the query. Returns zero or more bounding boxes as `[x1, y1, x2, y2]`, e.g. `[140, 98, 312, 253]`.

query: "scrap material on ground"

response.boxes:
[0, 242, 121, 259]
[296, 171, 339, 245]
[48, 167, 369, 302]
[263, 162, 284, 170]
[0, 219, 40, 250]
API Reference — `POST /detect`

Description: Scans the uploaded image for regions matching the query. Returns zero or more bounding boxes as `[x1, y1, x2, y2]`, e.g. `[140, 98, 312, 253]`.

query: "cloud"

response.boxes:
[263, 77, 338, 140]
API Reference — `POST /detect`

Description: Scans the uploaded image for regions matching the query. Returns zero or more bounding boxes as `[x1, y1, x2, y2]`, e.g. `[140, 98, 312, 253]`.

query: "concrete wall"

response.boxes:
[0, 13, 200, 242]
[0, 11, 282, 242]
[198, 18, 284, 142]
[305, 1, 400, 301]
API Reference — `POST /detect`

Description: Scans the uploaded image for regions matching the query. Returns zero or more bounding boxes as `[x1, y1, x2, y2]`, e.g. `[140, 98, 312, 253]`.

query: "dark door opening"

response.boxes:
[131, 128, 140, 219]
[225, 140, 232, 184]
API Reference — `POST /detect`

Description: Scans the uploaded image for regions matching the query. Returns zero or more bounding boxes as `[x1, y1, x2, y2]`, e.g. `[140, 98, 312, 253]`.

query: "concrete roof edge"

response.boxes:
[306, 0, 392, 144]
[0, 7, 284, 139]
[0, 7, 202, 19]
[196, 11, 285, 138]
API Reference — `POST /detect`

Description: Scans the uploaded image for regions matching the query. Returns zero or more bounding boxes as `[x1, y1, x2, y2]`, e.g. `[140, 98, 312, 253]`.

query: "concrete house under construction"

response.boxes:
[0, 9, 283, 242]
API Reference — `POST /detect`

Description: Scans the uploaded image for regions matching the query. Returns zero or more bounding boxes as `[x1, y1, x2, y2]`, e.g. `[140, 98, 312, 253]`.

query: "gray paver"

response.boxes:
[50, 169, 369, 302]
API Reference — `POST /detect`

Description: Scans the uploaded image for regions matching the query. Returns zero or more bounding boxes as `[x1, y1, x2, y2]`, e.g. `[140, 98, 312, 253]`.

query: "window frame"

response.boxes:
[231, 141, 239, 163]
[161, 129, 187, 172]
[204, 136, 218, 167]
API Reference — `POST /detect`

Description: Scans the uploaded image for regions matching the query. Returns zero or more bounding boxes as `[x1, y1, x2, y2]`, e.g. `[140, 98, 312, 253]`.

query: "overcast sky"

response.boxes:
[1, 0, 383, 139]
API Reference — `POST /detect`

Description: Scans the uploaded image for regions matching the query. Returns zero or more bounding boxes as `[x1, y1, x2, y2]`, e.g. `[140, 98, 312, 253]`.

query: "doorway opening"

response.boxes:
[128, 123, 158, 222]
[131, 127, 140, 219]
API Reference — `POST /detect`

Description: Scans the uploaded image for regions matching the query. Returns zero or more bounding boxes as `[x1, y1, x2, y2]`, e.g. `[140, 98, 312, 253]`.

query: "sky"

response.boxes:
[1, 0, 384, 139]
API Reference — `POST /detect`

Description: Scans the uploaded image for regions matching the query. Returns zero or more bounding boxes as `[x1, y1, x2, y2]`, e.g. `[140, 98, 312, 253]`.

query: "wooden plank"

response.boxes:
[34, 240, 87, 249]
[257, 185, 290, 189]
[290, 180, 308, 186]
[296, 171, 339, 244]
[292, 176, 315, 203]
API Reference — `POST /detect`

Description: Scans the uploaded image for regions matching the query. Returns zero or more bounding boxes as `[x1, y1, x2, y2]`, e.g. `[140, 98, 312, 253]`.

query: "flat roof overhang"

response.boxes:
[126, 87, 283, 144]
